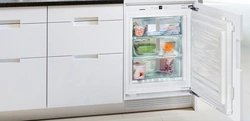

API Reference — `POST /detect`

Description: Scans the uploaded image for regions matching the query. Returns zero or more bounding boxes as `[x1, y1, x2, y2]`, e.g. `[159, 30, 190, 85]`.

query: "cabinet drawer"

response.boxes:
[48, 54, 123, 108]
[0, 58, 46, 111]
[0, 23, 46, 59]
[0, 7, 46, 23]
[48, 4, 123, 22]
[48, 21, 123, 56]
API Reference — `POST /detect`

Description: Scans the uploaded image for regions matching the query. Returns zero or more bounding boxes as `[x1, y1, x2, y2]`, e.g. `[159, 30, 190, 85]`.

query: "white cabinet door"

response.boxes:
[0, 58, 46, 111]
[48, 21, 123, 56]
[0, 23, 46, 59]
[48, 5, 123, 22]
[48, 54, 123, 108]
[190, 2, 242, 121]
[0, 7, 46, 23]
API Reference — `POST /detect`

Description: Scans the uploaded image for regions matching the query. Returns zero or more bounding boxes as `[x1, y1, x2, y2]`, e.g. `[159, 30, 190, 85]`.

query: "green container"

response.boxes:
[134, 42, 157, 55]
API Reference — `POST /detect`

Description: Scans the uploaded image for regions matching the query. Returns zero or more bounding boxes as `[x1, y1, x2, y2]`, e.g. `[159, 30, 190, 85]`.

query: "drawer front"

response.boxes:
[0, 23, 46, 59]
[48, 4, 123, 22]
[0, 58, 46, 111]
[48, 21, 123, 56]
[48, 54, 123, 108]
[0, 7, 46, 23]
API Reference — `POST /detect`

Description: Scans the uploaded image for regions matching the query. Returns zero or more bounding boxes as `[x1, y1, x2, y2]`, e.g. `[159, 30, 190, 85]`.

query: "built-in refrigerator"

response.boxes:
[124, 1, 242, 121]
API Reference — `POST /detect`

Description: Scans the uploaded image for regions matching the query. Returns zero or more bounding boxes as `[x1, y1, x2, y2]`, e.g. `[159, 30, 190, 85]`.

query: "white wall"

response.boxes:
[203, 1, 250, 47]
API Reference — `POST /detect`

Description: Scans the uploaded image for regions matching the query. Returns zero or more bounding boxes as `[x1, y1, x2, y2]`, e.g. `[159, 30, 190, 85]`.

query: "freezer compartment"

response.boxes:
[132, 56, 182, 84]
[133, 16, 182, 37]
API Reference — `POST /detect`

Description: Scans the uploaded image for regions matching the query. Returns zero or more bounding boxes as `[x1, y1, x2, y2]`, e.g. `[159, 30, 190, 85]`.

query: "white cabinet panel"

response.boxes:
[0, 24, 46, 59]
[0, 7, 46, 23]
[48, 5, 123, 22]
[0, 58, 46, 111]
[48, 21, 123, 56]
[48, 54, 123, 108]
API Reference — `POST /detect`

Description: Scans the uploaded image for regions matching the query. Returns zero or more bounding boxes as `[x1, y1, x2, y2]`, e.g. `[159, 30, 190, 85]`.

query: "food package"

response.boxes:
[133, 62, 146, 79]
[160, 58, 175, 75]
[134, 41, 157, 55]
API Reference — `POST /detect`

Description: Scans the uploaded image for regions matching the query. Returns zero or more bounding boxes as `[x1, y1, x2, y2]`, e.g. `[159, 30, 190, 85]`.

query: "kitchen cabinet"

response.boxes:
[0, 7, 46, 23]
[48, 54, 123, 108]
[0, 7, 47, 111]
[47, 4, 124, 108]
[0, 58, 46, 111]
[0, 24, 46, 59]
[48, 21, 123, 56]
[0, 7, 46, 59]
[48, 5, 123, 22]
[0, 1, 243, 121]
[48, 4, 123, 57]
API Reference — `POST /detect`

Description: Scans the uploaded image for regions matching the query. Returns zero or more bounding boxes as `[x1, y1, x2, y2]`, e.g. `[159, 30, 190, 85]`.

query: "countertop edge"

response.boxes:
[0, 1, 123, 7]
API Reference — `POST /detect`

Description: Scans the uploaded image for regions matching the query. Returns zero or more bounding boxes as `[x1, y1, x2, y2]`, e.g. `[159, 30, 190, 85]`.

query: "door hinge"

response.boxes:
[188, 89, 200, 97]
[188, 5, 199, 11]
[181, 87, 191, 90]
[230, 87, 234, 100]
[190, 90, 217, 109]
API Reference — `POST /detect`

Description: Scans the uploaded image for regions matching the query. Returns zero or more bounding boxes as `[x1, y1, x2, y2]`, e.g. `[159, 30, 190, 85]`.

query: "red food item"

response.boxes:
[139, 72, 144, 77]
[165, 59, 174, 75]
[160, 58, 174, 75]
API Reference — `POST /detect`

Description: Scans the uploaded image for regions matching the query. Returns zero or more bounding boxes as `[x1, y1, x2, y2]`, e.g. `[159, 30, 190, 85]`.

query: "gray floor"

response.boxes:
[44, 47, 250, 121]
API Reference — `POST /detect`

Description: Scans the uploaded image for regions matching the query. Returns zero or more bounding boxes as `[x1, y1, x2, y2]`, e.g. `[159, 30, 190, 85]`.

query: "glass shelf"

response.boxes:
[132, 71, 182, 84]
[133, 51, 182, 60]
[133, 35, 182, 40]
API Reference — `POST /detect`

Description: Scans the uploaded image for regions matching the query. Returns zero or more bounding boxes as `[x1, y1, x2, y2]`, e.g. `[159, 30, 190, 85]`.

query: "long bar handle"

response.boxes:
[73, 54, 99, 60]
[73, 17, 98, 26]
[0, 20, 20, 29]
[0, 58, 20, 63]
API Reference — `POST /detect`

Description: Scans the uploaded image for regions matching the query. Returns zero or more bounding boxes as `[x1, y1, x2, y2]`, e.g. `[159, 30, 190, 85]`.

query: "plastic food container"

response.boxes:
[134, 41, 157, 56]
[142, 60, 156, 76]
[133, 62, 146, 80]
[162, 42, 175, 53]
[160, 58, 175, 75]
[134, 26, 145, 37]
[160, 23, 181, 35]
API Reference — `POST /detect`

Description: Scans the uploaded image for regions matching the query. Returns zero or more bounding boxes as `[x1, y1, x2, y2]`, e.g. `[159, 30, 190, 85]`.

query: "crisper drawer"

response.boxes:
[0, 23, 46, 59]
[48, 54, 123, 108]
[48, 5, 123, 22]
[0, 58, 46, 111]
[0, 7, 46, 23]
[48, 21, 123, 56]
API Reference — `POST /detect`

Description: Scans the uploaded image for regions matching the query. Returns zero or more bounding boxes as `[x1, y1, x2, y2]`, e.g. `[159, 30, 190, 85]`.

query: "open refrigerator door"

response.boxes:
[190, 2, 242, 121]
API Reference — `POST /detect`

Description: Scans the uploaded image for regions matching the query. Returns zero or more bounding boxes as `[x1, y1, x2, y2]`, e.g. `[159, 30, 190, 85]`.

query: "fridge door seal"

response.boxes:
[189, 2, 242, 120]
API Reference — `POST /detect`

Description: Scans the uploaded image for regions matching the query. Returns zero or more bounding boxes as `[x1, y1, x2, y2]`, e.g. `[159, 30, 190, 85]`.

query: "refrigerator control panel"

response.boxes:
[126, 5, 188, 12]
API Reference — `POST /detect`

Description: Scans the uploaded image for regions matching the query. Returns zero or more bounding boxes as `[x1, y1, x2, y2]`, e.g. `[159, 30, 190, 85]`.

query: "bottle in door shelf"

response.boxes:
[133, 62, 146, 80]
[160, 58, 174, 75]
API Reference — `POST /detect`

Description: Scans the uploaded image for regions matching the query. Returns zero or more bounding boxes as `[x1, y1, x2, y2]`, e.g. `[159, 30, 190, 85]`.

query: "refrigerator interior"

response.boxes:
[132, 16, 183, 84]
